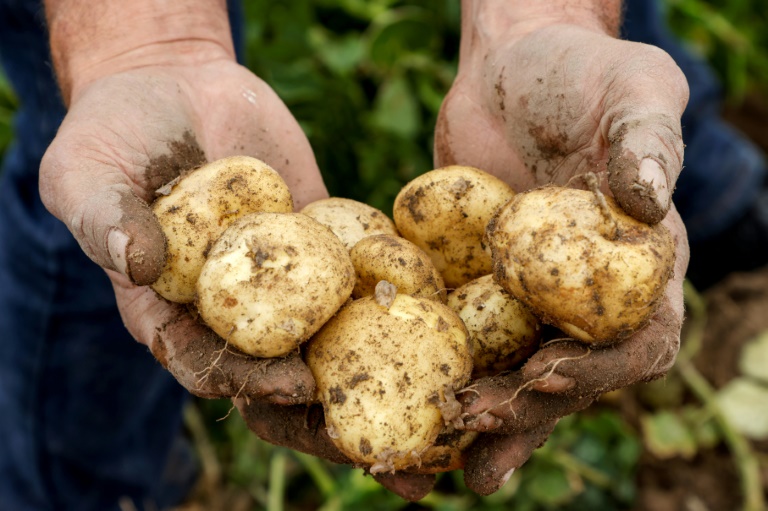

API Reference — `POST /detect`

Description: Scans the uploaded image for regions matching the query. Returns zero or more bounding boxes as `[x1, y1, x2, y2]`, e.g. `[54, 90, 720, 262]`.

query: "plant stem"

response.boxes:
[267, 450, 287, 511]
[292, 451, 337, 499]
[677, 282, 766, 511]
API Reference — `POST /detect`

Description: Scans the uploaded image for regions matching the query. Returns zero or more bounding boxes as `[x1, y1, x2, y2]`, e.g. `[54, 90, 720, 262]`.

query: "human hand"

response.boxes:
[39, 45, 326, 403]
[434, 1, 690, 494]
[235, 398, 439, 501]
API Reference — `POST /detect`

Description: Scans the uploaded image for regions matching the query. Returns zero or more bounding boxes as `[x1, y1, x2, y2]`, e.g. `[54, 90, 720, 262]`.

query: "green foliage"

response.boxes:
[663, 0, 768, 101]
[0, 69, 18, 161]
[241, 0, 460, 214]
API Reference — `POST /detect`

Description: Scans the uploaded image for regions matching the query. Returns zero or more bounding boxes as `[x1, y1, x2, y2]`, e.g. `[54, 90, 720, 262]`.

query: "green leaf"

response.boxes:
[717, 377, 768, 440]
[526, 464, 577, 506]
[370, 75, 420, 138]
[640, 410, 698, 459]
[739, 330, 768, 385]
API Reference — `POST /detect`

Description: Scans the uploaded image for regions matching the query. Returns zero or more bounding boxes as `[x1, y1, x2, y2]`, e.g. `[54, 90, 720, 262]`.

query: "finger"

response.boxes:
[371, 472, 436, 502]
[39, 84, 206, 285]
[463, 421, 557, 496]
[236, 399, 351, 464]
[522, 209, 688, 394]
[604, 44, 689, 224]
[111, 272, 315, 403]
[521, 301, 681, 395]
[459, 373, 594, 434]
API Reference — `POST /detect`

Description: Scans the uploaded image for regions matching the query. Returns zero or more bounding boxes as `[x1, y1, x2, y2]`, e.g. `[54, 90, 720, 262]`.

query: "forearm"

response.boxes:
[460, 0, 622, 65]
[45, 0, 235, 104]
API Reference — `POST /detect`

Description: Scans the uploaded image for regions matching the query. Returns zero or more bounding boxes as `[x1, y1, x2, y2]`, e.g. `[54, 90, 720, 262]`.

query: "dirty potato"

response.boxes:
[393, 166, 516, 288]
[301, 197, 399, 251]
[305, 287, 473, 473]
[487, 186, 675, 344]
[152, 156, 294, 303]
[448, 275, 541, 377]
[197, 212, 355, 358]
[350, 234, 446, 303]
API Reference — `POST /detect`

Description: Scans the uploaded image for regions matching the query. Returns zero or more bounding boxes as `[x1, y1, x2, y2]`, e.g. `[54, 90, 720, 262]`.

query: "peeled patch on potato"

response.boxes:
[151, 156, 294, 303]
[488, 186, 675, 344]
[350, 234, 446, 303]
[197, 212, 355, 358]
[301, 197, 399, 251]
[393, 166, 516, 288]
[306, 292, 473, 473]
[448, 274, 541, 377]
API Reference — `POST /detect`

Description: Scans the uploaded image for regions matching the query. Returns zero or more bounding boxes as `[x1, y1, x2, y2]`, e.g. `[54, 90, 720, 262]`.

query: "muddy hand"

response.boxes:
[436, 4, 689, 225]
[434, 1, 692, 495]
[39, 59, 327, 403]
[456, 210, 688, 494]
[236, 399, 437, 501]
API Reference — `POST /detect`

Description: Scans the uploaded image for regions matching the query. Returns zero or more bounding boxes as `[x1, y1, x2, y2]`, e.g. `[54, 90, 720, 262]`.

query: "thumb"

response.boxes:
[39, 130, 205, 286]
[604, 45, 689, 225]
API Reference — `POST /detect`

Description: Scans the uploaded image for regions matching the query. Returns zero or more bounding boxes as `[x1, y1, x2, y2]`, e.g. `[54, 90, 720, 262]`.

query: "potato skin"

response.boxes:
[393, 166, 516, 288]
[196, 212, 355, 358]
[152, 156, 294, 303]
[448, 275, 541, 377]
[301, 197, 399, 251]
[350, 234, 446, 303]
[488, 186, 675, 344]
[305, 294, 472, 472]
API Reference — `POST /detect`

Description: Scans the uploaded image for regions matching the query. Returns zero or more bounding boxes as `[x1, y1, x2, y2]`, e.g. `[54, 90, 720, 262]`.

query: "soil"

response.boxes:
[628, 266, 768, 511]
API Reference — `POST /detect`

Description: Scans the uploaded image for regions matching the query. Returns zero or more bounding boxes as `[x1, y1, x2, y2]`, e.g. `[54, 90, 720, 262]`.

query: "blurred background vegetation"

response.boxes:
[0, 1, 767, 510]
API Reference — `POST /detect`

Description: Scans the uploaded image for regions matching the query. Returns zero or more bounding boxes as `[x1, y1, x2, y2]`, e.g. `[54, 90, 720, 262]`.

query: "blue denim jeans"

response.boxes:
[0, 1, 243, 509]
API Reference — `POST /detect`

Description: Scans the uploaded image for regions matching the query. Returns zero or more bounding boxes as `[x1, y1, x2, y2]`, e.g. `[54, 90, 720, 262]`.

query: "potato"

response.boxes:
[196, 212, 355, 358]
[350, 234, 446, 303]
[448, 275, 541, 377]
[152, 156, 294, 303]
[301, 197, 399, 251]
[305, 288, 473, 473]
[393, 166, 516, 288]
[487, 186, 675, 344]
[416, 429, 478, 474]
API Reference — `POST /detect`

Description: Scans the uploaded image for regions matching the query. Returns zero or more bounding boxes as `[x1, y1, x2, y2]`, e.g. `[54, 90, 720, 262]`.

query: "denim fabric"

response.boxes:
[623, 0, 767, 241]
[0, 1, 244, 509]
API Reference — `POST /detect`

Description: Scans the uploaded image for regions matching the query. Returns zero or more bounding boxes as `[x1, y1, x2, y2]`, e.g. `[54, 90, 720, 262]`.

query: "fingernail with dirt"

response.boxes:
[107, 229, 130, 276]
[638, 158, 670, 210]
[500, 468, 516, 486]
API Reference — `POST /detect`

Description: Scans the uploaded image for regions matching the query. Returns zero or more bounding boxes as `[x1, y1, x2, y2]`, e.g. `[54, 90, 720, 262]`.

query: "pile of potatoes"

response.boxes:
[150, 156, 675, 477]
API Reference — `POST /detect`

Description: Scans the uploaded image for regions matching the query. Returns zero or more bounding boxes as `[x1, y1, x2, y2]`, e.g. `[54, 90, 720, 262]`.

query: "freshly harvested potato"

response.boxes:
[197, 212, 355, 358]
[448, 275, 541, 377]
[301, 197, 399, 251]
[306, 288, 473, 473]
[416, 428, 478, 474]
[487, 186, 675, 344]
[393, 166, 516, 288]
[350, 234, 446, 303]
[152, 156, 293, 303]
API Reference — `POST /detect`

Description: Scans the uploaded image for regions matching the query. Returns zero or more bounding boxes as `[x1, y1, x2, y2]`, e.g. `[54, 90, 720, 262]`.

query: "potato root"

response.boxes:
[487, 186, 675, 344]
[152, 156, 294, 303]
[197, 212, 355, 358]
[305, 291, 473, 473]
[393, 166, 516, 288]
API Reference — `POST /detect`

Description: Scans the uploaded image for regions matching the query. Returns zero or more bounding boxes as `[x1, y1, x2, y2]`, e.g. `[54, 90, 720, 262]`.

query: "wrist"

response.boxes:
[46, 0, 235, 104]
[459, 0, 621, 69]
